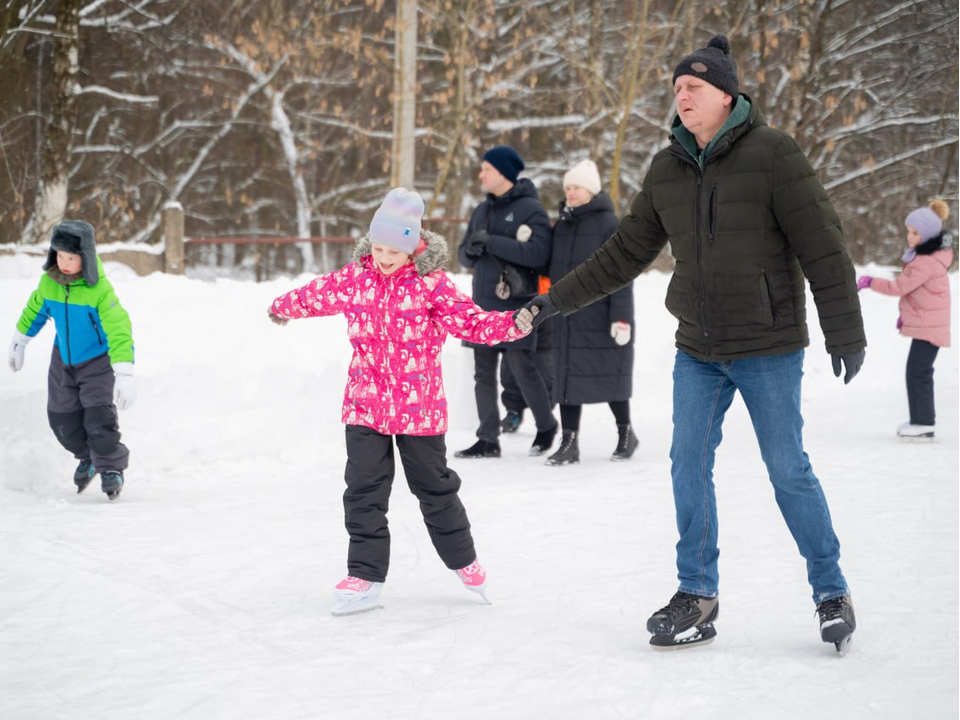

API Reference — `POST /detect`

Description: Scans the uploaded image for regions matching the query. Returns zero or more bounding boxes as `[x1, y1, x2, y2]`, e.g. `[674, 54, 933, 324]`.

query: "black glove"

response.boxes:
[513, 294, 559, 332]
[831, 349, 865, 384]
[463, 230, 490, 259]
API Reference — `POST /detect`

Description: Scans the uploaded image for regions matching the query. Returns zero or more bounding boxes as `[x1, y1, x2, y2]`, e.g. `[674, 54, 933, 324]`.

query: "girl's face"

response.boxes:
[906, 225, 923, 248]
[57, 251, 82, 275]
[564, 184, 594, 208]
[371, 243, 411, 275]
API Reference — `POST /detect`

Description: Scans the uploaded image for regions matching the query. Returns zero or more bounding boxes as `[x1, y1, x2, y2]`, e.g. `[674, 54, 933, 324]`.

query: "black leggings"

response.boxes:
[559, 400, 631, 432]
[906, 339, 940, 426]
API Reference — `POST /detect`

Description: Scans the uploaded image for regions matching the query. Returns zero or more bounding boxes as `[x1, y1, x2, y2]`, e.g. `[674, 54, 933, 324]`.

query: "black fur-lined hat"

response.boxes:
[43, 219, 99, 286]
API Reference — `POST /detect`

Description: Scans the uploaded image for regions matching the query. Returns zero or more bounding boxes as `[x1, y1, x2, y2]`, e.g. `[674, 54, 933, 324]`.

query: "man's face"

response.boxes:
[674, 75, 733, 146]
[479, 161, 512, 197]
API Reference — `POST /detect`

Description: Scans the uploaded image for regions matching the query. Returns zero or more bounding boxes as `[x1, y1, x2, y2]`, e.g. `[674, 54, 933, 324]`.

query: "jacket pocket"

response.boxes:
[88, 312, 104, 344]
[759, 268, 777, 328]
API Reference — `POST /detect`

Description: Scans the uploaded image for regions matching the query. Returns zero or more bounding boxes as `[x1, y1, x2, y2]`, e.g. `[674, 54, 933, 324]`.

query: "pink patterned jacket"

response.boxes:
[271, 230, 528, 435]
[870, 246, 953, 348]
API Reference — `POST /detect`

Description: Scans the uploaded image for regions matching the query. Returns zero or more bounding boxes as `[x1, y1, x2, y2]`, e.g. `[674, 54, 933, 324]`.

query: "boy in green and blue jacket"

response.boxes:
[7, 220, 135, 500]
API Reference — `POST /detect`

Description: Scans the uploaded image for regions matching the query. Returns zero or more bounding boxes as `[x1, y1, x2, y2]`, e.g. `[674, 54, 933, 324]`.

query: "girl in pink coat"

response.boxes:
[269, 188, 528, 616]
[858, 199, 953, 440]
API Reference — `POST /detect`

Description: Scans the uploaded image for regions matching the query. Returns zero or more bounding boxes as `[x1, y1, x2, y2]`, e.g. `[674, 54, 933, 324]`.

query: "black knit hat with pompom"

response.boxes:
[673, 35, 739, 98]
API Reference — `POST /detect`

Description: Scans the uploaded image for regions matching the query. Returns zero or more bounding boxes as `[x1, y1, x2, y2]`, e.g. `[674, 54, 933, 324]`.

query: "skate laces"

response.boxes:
[657, 592, 699, 619]
[456, 560, 486, 587]
[816, 596, 849, 621]
[335, 576, 373, 593]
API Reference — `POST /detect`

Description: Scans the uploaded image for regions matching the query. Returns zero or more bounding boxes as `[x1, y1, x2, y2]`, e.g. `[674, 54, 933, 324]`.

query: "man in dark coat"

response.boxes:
[456, 146, 558, 459]
[515, 36, 865, 653]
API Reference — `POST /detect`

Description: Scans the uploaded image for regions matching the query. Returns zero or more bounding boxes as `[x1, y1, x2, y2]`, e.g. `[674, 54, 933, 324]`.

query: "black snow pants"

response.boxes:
[47, 348, 129, 472]
[906, 339, 940, 426]
[343, 425, 477, 583]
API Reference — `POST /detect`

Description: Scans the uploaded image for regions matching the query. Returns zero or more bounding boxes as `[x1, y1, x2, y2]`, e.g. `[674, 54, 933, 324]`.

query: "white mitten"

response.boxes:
[516, 224, 532, 242]
[7, 330, 31, 372]
[112, 362, 137, 410]
[611, 321, 631, 346]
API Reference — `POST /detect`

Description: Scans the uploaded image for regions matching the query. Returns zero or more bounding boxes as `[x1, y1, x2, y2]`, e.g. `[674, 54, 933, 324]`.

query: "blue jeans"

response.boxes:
[670, 349, 849, 604]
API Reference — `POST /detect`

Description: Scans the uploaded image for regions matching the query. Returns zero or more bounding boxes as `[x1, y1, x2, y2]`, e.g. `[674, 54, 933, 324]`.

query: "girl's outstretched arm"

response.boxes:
[270, 265, 356, 320]
[427, 272, 530, 345]
[869, 260, 935, 297]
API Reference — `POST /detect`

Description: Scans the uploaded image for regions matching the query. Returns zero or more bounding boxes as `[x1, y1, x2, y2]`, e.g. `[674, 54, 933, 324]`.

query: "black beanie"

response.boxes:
[482, 146, 524, 184]
[673, 35, 739, 98]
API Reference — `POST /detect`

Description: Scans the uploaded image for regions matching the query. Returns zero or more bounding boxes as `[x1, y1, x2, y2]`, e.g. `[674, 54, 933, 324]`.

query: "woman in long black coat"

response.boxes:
[546, 160, 638, 465]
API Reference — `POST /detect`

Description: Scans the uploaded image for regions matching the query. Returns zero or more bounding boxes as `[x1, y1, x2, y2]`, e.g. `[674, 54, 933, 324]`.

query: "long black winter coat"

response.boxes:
[549, 192, 633, 404]
[548, 96, 866, 362]
[458, 178, 552, 351]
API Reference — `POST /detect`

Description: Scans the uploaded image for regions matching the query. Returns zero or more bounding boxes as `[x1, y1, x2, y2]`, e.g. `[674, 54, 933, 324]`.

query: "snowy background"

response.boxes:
[1, 253, 957, 719]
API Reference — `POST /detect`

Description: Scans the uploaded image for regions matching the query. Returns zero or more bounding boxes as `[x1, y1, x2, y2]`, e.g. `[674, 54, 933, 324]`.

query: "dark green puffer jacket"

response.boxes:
[549, 95, 866, 361]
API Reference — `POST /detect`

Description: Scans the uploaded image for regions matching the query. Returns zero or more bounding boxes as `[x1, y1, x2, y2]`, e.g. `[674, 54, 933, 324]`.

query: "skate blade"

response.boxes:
[898, 435, 935, 443]
[834, 635, 853, 656]
[331, 599, 384, 617]
[650, 623, 716, 650]
[463, 584, 492, 605]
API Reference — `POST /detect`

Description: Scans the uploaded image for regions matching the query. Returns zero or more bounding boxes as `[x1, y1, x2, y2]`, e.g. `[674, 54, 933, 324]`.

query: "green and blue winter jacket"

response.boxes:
[15, 256, 134, 367]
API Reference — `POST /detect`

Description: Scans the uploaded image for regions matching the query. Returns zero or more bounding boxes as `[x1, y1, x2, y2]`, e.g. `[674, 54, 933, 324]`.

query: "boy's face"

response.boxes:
[370, 243, 410, 275]
[56, 251, 82, 275]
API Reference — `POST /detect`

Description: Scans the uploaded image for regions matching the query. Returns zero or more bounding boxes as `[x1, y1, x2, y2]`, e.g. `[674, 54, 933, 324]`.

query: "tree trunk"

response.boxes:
[391, 0, 417, 190]
[26, 0, 81, 244]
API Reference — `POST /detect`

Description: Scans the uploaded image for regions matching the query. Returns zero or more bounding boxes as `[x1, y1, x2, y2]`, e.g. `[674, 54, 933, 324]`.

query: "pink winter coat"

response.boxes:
[271, 231, 528, 435]
[870, 247, 953, 348]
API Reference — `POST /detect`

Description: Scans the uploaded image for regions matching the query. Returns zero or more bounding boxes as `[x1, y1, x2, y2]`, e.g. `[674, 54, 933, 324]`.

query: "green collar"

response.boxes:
[671, 95, 752, 167]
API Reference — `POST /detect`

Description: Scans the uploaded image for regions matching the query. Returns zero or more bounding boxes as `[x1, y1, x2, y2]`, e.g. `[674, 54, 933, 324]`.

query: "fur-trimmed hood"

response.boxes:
[352, 228, 449, 276]
[42, 219, 99, 286]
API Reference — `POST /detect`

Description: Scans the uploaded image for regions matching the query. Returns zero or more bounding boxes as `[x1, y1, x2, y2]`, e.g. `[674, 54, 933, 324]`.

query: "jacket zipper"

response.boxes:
[670, 144, 714, 357]
[64, 285, 72, 365]
[694, 174, 711, 355]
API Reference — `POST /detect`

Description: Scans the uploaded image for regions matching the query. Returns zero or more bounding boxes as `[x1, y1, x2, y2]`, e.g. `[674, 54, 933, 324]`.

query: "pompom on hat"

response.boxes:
[673, 34, 739, 98]
[563, 160, 602, 196]
[482, 146, 525, 184]
[369, 187, 424, 254]
[905, 199, 950, 242]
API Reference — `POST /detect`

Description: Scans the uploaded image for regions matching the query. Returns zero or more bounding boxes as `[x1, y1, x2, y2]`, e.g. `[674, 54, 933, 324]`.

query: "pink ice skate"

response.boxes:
[331, 575, 384, 616]
[456, 560, 491, 604]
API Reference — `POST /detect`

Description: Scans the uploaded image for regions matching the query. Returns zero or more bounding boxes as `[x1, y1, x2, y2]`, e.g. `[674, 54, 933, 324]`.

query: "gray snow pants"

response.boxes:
[47, 348, 129, 472]
[343, 425, 476, 583]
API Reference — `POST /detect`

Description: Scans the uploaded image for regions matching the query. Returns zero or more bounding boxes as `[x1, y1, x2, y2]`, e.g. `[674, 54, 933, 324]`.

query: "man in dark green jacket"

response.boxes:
[515, 35, 865, 653]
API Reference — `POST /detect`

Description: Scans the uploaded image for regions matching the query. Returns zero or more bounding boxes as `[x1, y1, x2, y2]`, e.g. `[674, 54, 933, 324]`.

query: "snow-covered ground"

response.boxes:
[1, 253, 957, 719]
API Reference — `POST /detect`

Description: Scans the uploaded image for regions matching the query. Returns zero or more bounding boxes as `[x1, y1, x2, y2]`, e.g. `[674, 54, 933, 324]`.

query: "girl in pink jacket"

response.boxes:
[269, 188, 528, 616]
[858, 199, 953, 440]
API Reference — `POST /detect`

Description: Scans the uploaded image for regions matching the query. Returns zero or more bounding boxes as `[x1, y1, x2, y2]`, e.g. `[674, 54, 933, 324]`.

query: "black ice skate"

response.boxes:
[817, 595, 856, 654]
[500, 410, 523, 434]
[611, 423, 639, 461]
[101, 470, 124, 501]
[74, 459, 96, 493]
[529, 424, 558, 456]
[647, 591, 719, 649]
[545, 430, 579, 466]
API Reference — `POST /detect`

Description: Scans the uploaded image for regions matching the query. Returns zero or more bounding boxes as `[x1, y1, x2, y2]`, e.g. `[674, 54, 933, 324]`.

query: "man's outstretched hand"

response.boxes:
[831, 349, 865, 384]
[513, 294, 559, 333]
